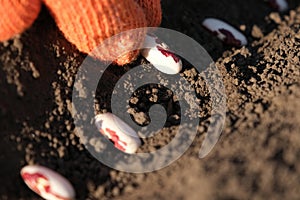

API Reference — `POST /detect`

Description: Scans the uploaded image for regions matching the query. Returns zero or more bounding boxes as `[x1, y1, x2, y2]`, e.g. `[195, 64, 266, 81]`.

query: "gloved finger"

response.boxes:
[0, 0, 41, 41]
[134, 0, 162, 27]
[43, 0, 148, 65]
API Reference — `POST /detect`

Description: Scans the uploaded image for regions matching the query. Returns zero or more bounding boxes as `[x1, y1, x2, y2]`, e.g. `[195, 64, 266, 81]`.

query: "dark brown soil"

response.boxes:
[0, 1, 300, 199]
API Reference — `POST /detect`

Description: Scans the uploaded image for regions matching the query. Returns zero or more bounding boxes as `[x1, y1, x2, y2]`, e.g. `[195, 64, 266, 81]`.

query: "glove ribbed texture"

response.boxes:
[0, 0, 162, 65]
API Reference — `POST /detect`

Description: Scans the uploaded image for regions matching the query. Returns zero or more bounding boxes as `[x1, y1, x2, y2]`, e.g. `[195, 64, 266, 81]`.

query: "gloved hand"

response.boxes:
[0, 0, 162, 65]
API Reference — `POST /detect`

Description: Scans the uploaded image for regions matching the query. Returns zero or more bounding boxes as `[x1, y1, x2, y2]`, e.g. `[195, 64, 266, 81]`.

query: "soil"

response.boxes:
[1, 0, 300, 199]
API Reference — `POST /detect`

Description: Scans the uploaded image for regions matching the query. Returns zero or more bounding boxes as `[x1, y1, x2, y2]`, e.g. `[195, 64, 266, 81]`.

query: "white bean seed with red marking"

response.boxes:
[202, 18, 247, 47]
[95, 113, 141, 154]
[141, 34, 182, 74]
[21, 165, 75, 200]
[269, 0, 288, 12]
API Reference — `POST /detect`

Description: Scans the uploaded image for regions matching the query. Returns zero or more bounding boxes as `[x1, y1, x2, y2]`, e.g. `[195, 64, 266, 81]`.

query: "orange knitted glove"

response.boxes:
[0, 0, 162, 65]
